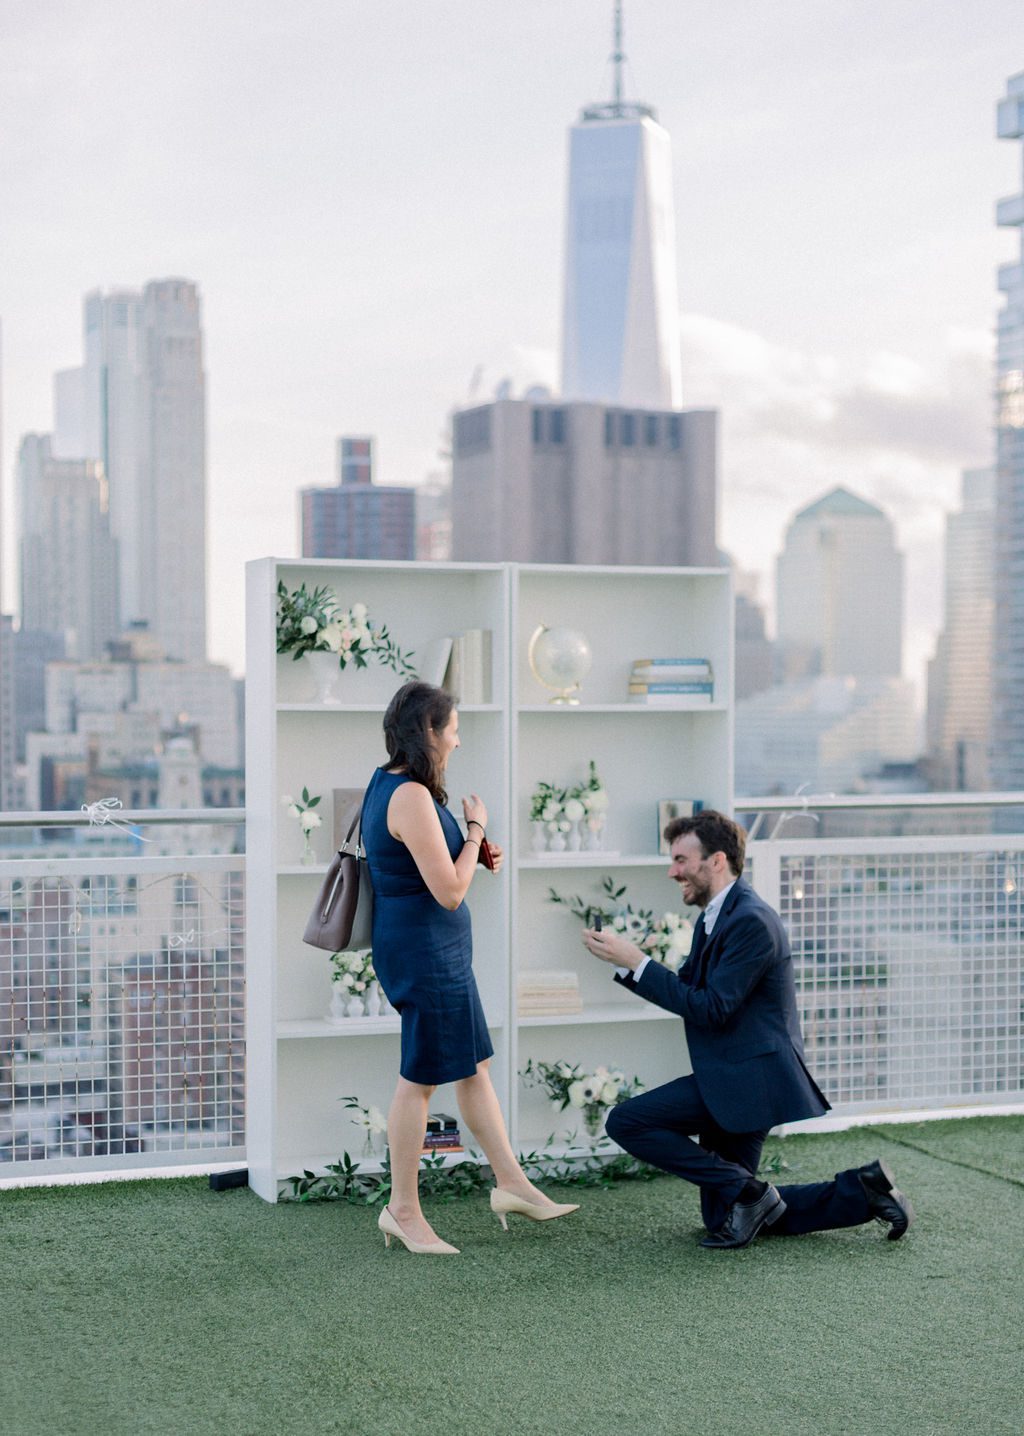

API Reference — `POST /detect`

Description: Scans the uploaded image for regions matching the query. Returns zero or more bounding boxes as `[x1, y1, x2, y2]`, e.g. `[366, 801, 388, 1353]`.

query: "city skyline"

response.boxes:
[3, 2, 1024, 680]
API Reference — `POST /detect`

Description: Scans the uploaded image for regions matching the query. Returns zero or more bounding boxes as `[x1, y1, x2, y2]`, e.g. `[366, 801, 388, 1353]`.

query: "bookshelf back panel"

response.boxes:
[275, 565, 507, 707]
[515, 569, 731, 709]
[516, 710, 730, 855]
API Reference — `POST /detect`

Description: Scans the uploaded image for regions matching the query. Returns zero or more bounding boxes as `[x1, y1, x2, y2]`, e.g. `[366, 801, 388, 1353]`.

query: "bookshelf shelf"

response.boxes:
[517, 1004, 678, 1028]
[518, 853, 668, 870]
[277, 702, 502, 714]
[518, 703, 725, 714]
[248, 560, 731, 1198]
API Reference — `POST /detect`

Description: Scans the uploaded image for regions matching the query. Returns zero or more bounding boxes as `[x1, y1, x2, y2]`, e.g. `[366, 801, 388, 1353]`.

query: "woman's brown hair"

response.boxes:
[382, 681, 455, 804]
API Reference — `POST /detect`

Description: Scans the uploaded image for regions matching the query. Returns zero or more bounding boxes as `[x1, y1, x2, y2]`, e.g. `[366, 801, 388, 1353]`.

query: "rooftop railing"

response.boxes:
[0, 796, 1021, 1188]
[0, 809, 244, 1185]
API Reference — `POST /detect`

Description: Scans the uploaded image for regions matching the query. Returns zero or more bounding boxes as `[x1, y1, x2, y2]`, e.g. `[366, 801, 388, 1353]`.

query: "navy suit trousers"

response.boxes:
[606, 1074, 873, 1237]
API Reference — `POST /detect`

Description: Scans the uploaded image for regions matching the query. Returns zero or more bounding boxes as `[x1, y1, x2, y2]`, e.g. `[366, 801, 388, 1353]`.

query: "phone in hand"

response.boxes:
[593, 912, 602, 931]
[477, 837, 496, 871]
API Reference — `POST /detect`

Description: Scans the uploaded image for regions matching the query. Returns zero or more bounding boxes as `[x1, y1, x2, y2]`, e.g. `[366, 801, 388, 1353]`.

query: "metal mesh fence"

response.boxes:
[749, 842, 1024, 1113]
[0, 857, 245, 1173]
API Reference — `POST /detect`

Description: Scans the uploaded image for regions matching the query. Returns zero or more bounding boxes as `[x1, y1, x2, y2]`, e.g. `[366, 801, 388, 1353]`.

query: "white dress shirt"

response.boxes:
[618, 880, 737, 984]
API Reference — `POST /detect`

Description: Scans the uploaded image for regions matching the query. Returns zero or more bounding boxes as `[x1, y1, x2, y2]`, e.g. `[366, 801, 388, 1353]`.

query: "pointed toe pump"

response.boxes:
[490, 1189, 580, 1231]
[378, 1206, 460, 1255]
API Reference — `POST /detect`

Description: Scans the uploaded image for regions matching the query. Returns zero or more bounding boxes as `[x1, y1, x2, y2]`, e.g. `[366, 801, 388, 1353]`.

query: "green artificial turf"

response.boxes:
[2, 1118, 1022, 1436]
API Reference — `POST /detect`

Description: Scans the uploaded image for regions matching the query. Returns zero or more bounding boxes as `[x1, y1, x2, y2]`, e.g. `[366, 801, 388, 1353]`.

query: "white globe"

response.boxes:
[529, 626, 592, 702]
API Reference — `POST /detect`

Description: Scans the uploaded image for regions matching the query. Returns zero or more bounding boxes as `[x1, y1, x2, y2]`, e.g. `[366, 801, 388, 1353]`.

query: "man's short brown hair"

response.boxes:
[663, 809, 746, 877]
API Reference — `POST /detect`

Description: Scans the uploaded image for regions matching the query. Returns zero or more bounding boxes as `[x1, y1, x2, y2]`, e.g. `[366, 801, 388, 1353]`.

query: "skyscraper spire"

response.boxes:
[611, 0, 624, 111]
[583, 0, 654, 123]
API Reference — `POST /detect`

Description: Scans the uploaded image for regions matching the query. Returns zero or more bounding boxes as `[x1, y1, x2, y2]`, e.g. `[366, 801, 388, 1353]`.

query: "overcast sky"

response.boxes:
[2, 0, 1023, 683]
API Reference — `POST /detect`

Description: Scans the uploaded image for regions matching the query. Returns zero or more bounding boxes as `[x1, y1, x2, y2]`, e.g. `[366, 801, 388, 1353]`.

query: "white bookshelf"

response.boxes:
[245, 559, 732, 1199]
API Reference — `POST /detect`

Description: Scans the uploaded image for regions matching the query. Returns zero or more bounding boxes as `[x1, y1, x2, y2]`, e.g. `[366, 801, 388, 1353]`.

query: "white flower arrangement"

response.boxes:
[282, 786, 323, 834]
[340, 1094, 388, 1136]
[574, 760, 609, 833]
[276, 581, 415, 676]
[330, 948, 375, 993]
[521, 1057, 644, 1140]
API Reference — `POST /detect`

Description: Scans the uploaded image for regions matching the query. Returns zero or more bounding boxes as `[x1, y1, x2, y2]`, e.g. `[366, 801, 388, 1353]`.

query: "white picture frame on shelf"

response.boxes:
[657, 799, 704, 855]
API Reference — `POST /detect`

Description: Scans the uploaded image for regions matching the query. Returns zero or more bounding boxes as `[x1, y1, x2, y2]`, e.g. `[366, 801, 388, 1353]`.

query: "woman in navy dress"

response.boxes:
[363, 681, 578, 1255]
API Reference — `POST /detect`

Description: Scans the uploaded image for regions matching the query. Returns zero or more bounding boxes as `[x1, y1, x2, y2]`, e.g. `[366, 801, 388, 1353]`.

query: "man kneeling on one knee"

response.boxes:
[582, 810, 913, 1250]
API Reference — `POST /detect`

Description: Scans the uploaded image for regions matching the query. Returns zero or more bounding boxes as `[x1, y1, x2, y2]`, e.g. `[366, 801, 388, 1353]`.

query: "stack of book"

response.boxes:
[423, 1113, 463, 1154]
[628, 657, 714, 705]
[517, 969, 583, 1017]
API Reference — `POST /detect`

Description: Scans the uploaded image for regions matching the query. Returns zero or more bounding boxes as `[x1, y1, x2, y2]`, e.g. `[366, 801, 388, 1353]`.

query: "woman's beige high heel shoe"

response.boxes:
[490, 1189, 580, 1231]
[378, 1205, 459, 1255]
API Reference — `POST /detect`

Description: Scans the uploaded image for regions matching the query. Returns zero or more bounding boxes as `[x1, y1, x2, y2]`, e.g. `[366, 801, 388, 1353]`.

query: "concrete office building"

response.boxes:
[926, 469, 995, 791]
[18, 436, 119, 661]
[301, 437, 416, 560]
[451, 398, 716, 564]
[776, 487, 903, 682]
[992, 74, 1024, 789]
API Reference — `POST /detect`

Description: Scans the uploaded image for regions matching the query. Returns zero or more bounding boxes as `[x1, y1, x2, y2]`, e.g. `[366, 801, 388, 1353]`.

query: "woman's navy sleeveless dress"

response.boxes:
[362, 766, 493, 1085]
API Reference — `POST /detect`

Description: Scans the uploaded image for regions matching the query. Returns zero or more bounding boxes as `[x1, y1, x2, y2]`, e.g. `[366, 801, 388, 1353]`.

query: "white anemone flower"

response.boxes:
[300, 615, 319, 635]
[567, 1080, 587, 1109]
[601, 1081, 620, 1104]
[300, 810, 322, 832]
[563, 798, 585, 822]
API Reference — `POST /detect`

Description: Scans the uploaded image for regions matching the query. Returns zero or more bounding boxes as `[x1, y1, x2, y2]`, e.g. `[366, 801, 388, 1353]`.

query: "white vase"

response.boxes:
[584, 820, 605, 852]
[304, 651, 345, 705]
[346, 992, 366, 1018]
[548, 828, 567, 853]
[567, 820, 583, 852]
[365, 981, 382, 1018]
[300, 830, 317, 865]
[328, 985, 348, 1022]
[530, 821, 548, 853]
[379, 990, 395, 1016]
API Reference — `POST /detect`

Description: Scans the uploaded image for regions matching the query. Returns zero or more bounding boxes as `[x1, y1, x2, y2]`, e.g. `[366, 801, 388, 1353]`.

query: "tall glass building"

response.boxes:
[559, 6, 682, 410]
[992, 75, 1024, 787]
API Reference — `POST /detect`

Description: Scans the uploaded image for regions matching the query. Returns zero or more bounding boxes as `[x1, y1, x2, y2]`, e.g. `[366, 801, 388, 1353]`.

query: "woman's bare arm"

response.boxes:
[387, 782, 480, 910]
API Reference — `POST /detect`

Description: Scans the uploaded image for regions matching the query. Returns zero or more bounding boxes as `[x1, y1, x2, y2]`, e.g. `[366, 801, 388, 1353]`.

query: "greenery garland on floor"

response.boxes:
[281, 1142, 791, 1204]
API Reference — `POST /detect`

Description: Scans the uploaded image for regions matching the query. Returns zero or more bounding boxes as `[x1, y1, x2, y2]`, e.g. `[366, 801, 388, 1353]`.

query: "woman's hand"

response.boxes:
[462, 794, 488, 831]
[582, 926, 644, 971]
[486, 842, 504, 875]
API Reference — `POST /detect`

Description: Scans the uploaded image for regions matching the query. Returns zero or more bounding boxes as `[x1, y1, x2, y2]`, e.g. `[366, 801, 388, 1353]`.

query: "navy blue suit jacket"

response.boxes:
[615, 877, 830, 1133]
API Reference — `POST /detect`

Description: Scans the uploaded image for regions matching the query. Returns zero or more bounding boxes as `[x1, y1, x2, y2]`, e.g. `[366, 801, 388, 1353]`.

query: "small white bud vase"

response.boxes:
[584, 819, 605, 852]
[567, 820, 583, 852]
[365, 981, 382, 1018]
[531, 821, 548, 854]
[346, 992, 366, 1018]
[548, 828, 567, 853]
[328, 985, 348, 1023]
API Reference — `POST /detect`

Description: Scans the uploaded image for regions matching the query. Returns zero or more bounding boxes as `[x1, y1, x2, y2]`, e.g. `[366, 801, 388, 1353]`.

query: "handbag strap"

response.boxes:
[338, 803, 365, 860]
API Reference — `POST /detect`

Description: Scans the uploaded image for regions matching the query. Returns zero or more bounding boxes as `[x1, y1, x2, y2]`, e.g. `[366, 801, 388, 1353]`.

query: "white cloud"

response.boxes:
[680, 313, 993, 686]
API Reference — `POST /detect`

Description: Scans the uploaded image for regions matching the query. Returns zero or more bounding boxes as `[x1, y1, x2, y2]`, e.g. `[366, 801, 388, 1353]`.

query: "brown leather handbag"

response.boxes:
[302, 805, 373, 951]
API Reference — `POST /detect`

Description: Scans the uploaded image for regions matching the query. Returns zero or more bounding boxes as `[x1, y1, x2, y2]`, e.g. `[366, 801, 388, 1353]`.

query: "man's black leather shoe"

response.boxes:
[700, 1184, 787, 1249]
[858, 1158, 914, 1240]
